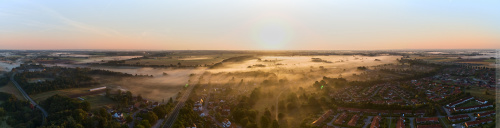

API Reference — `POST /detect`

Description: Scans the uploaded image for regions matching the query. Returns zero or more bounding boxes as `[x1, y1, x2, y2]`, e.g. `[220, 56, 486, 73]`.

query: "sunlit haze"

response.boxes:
[1, 0, 499, 50]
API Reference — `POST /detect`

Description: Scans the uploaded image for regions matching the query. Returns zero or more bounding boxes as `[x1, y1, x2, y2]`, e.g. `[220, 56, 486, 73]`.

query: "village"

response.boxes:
[306, 65, 496, 128]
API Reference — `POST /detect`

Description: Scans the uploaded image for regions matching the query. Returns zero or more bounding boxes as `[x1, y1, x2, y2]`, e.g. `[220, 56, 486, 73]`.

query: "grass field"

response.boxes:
[388, 117, 396, 128]
[455, 100, 480, 108]
[0, 82, 25, 100]
[80, 94, 116, 110]
[123, 54, 250, 66]
[439, 117, 451, 128]
[30, 86, 104, 103]
[465, 87, 495, 100]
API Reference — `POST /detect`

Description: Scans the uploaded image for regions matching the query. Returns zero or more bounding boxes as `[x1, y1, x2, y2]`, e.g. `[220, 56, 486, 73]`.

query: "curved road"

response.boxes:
[10, 73, 49, 117]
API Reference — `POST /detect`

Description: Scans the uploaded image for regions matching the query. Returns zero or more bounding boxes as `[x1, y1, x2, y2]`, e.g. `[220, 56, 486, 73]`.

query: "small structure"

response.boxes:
[370, 115, 381, 128]
[347, 114, 360, 126]
[446, 97, 473, 107]
[222, 118, 236, 128]
[112, 113, 123, 118]
[311, 110, 333, 126]
[447, 114, 469, 122]
[416, 117, 439, 124]
[185, 123, 196, 128]
[416, 124, 442, 128]
[396, 117, 405, 128]
[465, 119, 493, 127]
[476, 111, 495, 117]
[89, 86, 107, 91]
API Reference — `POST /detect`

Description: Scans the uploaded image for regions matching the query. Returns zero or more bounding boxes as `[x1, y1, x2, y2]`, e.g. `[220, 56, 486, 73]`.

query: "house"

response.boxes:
[370, 115, 381, 128]
[416, 124, 442, 128]
[221, 105, 231, 116]
[334, 112, 348, 125]
[447, 114, 469, 122]
[193, 106, 202, 111]
[134, 102, 141, 109]
[393, 110, 412, 115]
[475, 99, 487, 104]
[312, 110, 333, 126]
[222, 118, 236, 128]
[185, 123, 196, 128]
[112, 113, 123, 118]
[152, 102, 159, 107]
[446, 97, 473, 107]
[347, 114, 360, 126]
[453, 104, 493, 112]
[465, 119, 493, 127]
[476, 111, 495, 118]
[195, 100, 203, 107]
[396, 117, 405, 128]
[416, 117, 439, 124]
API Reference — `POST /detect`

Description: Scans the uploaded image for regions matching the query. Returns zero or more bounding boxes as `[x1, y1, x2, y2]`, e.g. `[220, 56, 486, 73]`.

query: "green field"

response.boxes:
[123, 53, 251, 66]
[455, 100, 481, 108]
[465, 87, 495, 100]
[0, 82, 25, 100]
[80, 95, 116, 111]
[30, 86, 103, 103]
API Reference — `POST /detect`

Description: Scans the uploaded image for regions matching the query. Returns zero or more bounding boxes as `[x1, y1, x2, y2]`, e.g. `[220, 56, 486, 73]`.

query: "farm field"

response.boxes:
[80, 94, 116, 111]
[465, 87, 496, 100]
[0, 82, 25, 100]
[30, 86, 104, 103]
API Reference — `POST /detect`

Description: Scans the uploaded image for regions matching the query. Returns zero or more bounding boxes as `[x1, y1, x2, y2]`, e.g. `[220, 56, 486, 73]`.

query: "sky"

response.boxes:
[0, 0, 499, 50]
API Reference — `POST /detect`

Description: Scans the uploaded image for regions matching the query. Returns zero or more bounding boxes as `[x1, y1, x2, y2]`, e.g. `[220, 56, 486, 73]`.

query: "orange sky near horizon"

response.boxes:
[1, 1, 499, 50]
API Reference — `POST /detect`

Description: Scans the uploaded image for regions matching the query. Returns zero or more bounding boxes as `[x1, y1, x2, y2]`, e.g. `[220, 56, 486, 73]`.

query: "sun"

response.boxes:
[253, 19, 292, 50]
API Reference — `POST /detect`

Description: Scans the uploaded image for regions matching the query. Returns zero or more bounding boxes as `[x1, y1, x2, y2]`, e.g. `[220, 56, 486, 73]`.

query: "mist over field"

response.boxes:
[64, 55, 400, 101]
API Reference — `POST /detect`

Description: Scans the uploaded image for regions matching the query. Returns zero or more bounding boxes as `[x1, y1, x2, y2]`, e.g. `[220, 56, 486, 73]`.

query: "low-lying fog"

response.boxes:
[32, 55, 401, 101]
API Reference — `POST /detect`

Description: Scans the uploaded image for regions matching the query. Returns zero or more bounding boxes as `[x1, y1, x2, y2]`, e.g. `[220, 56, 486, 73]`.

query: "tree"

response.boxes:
[126, 91, 133, 99]
[260, 116, 271, 128]
[117, 89, 122, 100]
[484, 90, 490, 95]
[278, 113, 284, 120]
[137, 120, 151, 128]
[105, 89, 110, 97]
[125, 115, 133, 123]
[272, 120, 279, 128]
[137, 94, 143, 102]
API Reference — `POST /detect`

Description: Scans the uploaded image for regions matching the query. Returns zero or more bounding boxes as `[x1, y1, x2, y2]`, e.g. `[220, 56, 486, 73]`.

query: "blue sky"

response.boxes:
[0, 0, 499, 50]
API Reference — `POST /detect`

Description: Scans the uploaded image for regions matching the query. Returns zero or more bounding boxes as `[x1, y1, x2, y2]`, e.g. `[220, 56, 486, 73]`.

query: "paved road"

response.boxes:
[388, 117, 393, 128]
[362, 116, 373, 128]
[408, 117, 415, 128]
[160, 81, 196, 128]
[442, 106, 452, 116]
[326, 113, 341, 126]
[129, 108, 146, 128]
[10, 73, 48, 117]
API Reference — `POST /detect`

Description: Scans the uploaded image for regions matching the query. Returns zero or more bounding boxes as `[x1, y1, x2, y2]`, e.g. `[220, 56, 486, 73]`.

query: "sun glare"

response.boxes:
[253, 19, 292, 50]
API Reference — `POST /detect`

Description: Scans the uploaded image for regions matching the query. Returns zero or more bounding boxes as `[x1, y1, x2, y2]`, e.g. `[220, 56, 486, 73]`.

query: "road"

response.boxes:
[10, 73, 48, 125]
[362, 116, 373, 128]
[159, 81, 197, 128]
[408, 117, 415, 128]
[10, 73, 48, 117]
[388, 117, 392, 128]
[129, 108, 146, 128]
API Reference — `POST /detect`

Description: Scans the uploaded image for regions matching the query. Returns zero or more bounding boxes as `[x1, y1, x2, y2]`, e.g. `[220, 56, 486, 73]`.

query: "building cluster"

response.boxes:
[331, 83, 422, 106]
[444, 96, 492, 113]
